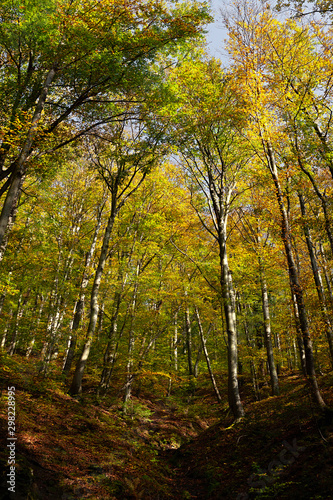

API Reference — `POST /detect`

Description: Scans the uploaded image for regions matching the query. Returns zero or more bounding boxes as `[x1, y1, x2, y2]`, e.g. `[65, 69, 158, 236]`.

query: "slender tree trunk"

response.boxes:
[286, 332, 294, 371]
[195, 307, 223, 404]
[291, 293, 307, 376]
[69, 209, 117, 395]
[40, 296, 65, 376]
[0, 293, 6, 317]
[39, 240, 63, 366]
[96, 301, 105, 340]
[124, 334, 135, 409]
[185, 301, 193, 376]
[193, 343, 203, 378]
[265, 139, 326, 409]
[219, 230, 244, 419]
[296, 151, 333, 257]
[123, 276, 140, 409]
[183, 133, 244, 419]
[1, 308, 13, 348]
[310, 119, 333, 180]
[8, 293, 23, 356]
[26, 294, 45, 358]
[258, 253, 279, 395]
[319, 242, 333, 313]
[299, 193, 333, 366]
[41, 245, 74, 375]
[0, 68, 56, 258]
[8, 290, 30, 355]
[98, 290, 122, 394]
[293, 338, 298, 369]
[243, 316, 261, 400]
[1, 325, 9, 348]
[63, 201, 104, 375]
[174, 310, 178, 372]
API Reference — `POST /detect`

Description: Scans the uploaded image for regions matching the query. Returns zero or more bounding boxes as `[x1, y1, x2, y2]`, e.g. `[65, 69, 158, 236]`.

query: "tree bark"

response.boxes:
[207, 173, 244, 419]
[173, 310, 178, 372]
[296, 150, 333, 257]
[265, 139, 326, 409]
[291, 293, 307, 376]
[69, 208, 117, 395]
[185, 301, 193, 376]
[63, 201, 104, 375]
[220, 234, 244, 419]
[318, 242, 333, 313]
[195, 307, 223, 404]
[26, 294, 45, 358]
[98, 290, 122, 394]
[259, 262, 280, 395]
[299, 193, 333, 366]
[8, 290, 30, 355]
[0, 68, 56, 258]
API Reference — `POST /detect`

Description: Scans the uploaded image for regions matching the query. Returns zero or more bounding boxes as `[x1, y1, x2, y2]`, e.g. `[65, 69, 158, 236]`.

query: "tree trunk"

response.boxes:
[173, 310, 178, 372]
[0, 68, 56, 258]
[319, 242, 333, 313]
[258, 253, 279, 395]
[8, 290, 30, 355]
[123, 270, 140, 409]
[290, 293, 307, 376]
[185, 302, 193, 376]
[193, 343, 203, 378]
[296, 152, 333, 257]
[26, 294, 45, 358]
[124, 334, 135, 409]
[299, 193, 333, 366]
[243, 315, 261, 400]
[98, 291, 122, 394]
[40, 296, 65, 376]
[0, 181, 23, 262]
[265, 139, 326, 409]
[195, 307, 223, 404]
[219, 231, 244, 419]
[69, 209, 117, 395]
[0, 292, 6, 317]
[310, 119, 333, 180]
[41, 245, 74, 375]
[63, 202, 104, 375]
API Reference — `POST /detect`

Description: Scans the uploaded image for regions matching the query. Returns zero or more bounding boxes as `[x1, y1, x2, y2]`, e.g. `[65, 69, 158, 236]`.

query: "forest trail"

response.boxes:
[1, 355, 333, 499]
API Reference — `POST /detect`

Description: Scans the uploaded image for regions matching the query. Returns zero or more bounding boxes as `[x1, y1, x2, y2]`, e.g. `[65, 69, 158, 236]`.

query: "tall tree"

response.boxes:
[225, 3, 327, 409]
[164, 57, 247, 419]
[0, 0, 210, 259]
[236, 202, 280, 396]
[69, 119, 163, 395]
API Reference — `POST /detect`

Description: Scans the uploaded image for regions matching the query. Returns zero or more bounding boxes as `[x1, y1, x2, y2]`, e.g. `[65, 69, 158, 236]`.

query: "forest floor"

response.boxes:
[0, 352, 333, 499]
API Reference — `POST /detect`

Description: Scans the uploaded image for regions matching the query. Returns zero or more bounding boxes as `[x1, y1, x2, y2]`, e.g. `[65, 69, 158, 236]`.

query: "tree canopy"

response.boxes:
[1, 4, 333, 497]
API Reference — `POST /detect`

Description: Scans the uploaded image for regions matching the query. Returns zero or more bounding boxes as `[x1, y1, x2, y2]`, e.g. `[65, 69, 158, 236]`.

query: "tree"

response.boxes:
[163, 57, 247, 419]
[69, 118, 164, 395]
[0, 0, 211, 260]
[225, 3, 327, 409]
[236, 198, 280, 396]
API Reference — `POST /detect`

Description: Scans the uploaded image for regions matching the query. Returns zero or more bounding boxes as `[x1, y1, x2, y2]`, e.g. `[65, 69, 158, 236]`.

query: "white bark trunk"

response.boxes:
[69, 209, 117, 395]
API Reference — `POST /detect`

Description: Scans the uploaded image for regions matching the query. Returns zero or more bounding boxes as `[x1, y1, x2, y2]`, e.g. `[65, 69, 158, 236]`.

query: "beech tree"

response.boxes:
[0, 0, 210, 260]
[3, 0, 333, 427]
[163, 57, 248, 419]
[236, 199, 280, 396]
[225, 2, 328, 409]
[69, 117, 166, 395]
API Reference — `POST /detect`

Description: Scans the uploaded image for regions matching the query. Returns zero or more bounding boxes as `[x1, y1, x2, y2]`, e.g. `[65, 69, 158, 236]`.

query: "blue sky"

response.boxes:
[205, 0, 230, 63]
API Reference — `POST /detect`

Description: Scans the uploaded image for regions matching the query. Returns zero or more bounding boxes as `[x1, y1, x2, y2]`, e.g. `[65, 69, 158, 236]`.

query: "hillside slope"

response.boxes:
[0, 354, 332, 499]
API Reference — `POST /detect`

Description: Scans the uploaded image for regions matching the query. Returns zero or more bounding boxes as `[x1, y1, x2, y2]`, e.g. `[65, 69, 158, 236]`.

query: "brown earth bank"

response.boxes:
[0, 353, 333, 500]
